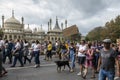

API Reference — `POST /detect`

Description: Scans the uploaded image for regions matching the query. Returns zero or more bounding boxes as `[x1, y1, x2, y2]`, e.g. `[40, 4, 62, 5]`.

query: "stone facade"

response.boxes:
[1, 10, 46, 42]
[47, 17, 64, 42]
[1, 11, 67, 43]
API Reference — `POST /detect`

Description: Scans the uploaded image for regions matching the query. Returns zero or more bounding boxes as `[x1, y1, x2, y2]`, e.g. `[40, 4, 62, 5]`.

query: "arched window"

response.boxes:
[4, 35, 7, 39]
[55, 37, 57, 40]
[14, 35, 17, 39]
[58, 38, 60, 40]
[9, 35, 12, 39]
[52, 37, 54, 40]
[18, 36, 21, 39]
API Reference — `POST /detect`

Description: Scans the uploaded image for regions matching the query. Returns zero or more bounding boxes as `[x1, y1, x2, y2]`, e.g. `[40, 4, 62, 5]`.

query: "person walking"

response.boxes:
[0, 37, 7, 77]
[11, 39, 24, 67]
[46, 41, 52, 61]
[2, 44, 11, 64]
[23, 40, 31, 64]
[30, 41, 36, 61]
[33, 40, 41, 68]
[82, 42, 96, 79]
[8, 39, 14, 64]
[68, 43, 76, 72]
[97, 39, 120, 80]
[77, 40, 87, 76]
[0, 49, 7, 77]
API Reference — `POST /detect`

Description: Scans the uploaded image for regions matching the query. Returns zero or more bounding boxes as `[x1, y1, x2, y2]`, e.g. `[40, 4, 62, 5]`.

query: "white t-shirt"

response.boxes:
[0, 40, 4, 48]
[15, 42, 21, 49]
[31, 43, 36, 49]
[33, 44, 41, 51]
[78, 44, 87, 57]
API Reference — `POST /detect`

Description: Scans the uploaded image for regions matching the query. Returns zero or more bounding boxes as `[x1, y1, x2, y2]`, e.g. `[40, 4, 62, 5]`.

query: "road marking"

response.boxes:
[6, 63, 56, 70]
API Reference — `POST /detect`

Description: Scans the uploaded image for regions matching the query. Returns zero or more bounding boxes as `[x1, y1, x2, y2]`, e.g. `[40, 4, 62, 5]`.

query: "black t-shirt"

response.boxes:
[100, 48, 117, 71]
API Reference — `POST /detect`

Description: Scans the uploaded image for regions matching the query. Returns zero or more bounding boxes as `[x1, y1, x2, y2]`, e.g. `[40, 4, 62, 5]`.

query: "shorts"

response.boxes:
[78, 56, 86, 65]
[85, 59, 95, 68]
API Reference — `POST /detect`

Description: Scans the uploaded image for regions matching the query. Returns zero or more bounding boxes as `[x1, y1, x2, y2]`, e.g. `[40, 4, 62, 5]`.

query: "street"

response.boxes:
[1, 56, 120, 80]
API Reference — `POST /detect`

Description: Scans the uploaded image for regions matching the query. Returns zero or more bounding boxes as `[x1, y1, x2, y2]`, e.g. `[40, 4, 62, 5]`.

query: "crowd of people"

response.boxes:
[0, 37, 120, 80]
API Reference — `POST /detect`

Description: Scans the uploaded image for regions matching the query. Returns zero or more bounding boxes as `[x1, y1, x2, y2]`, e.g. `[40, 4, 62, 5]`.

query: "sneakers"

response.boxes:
[19, 65, 24, 67]
[34, 64, 40, 68]
[10, 65, 15, 67]
[70, 69, 74, 72]
[77, 72, 81, 76]
[2, 71, 8, 75]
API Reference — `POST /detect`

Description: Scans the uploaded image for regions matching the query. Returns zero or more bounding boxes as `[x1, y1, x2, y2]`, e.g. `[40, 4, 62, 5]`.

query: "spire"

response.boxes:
[61, 23, 63, 30]
[12, 10, 14, 17]
[65, 20, 67, 28]
[21, 16, 24, 25]
[50, 18, 52, 30]
[28, 24, 29, 29]
[53, 16, 60, 30]
[41, 24, 42, 30]
[48, 22, 50, 31]
[56, 16, 58, 22]
[2, 15, 4, 28]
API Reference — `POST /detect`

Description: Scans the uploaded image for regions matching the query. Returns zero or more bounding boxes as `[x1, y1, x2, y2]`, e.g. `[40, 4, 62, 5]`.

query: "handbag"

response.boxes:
[14, 52, 19, 56]
[13, 50, 19, 57]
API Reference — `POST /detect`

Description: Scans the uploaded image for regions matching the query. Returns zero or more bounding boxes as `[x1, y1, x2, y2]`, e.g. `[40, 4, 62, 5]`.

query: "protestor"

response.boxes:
[0, 49, 7, 77]
[116, 42, 120, 77]
[68, 43, 76, 72]
[33, 40, 41, 68]
[82, 42, 95, 79]
[0, 37, 7, 77]
[2, 43, 11, 64]
[23, 40, 31, 64]
[8, 39, 14, 64]
[30, 41, 36, 61]
[11, 39, 24, 67]
[97, 39, 120, 80]
[77, 40, 87, 76]
[46, 41, 52, 61]
[61, 42, 67, 60]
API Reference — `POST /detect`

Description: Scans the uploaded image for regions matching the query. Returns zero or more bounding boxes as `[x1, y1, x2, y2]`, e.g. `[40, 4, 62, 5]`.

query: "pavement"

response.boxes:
[0, 55, 120, 80]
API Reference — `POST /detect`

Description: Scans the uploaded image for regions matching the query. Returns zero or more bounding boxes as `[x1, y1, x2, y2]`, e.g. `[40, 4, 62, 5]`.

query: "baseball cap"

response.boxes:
[103, 39, 111, 43]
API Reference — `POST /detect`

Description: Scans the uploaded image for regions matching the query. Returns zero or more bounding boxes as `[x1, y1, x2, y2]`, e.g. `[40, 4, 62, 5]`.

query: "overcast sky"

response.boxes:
[0, 0, 120, 36]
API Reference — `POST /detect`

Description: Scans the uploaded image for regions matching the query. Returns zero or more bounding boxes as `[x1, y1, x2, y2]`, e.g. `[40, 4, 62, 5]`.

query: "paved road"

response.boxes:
[0, 56, 120, 80]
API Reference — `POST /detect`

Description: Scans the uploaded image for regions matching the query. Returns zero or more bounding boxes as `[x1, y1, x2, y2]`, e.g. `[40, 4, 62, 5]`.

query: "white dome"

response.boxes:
[4, 17, 21, 29]
[25, 28, 32, 33]
[37, 27, 45, 33]
[24, 25, 32, 33]
[5, 17, 20, 24]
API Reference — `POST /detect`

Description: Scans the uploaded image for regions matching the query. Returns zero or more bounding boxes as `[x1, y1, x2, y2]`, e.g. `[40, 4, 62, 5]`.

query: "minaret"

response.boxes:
[12, 10, 14, 18]
[41, 24, 42, 30]
[65, 20, 67, 28]
[21, 17, 24, 31]
[27, 24, 29, 29]
[50, 18, 52, 30]
[61, 23, 63, 31]
[2, 15, 4, 28]
[21, 17, 24, 25]
[48, 22, 50, 31]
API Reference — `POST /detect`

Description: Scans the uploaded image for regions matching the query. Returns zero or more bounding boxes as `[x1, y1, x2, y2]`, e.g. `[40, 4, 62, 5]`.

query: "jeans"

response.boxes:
[94, 53, 99, 69]
[24, 56, 31, 64]
[34, 51, 40, 64]
[12, 55, 23, 66]
[47, 50, 52, 59]
[3, 54, 12, 64]
[0, 52, 2, 74]
[99, 69, 115, 80]
[69, 50, 75, 69]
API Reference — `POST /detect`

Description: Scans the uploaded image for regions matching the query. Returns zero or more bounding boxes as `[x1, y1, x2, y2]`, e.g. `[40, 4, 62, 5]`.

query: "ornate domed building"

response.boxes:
[47, 17, 65, 42]
[1, 11, 69, 43]
[2, 10, 24, 40]
[1, 10, 46, 42]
